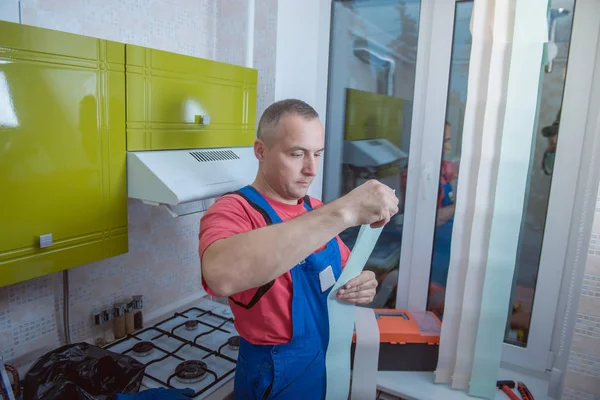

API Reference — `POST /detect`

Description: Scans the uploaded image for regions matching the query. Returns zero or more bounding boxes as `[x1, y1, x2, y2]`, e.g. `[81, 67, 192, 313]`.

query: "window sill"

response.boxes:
[377, 367, 552, 400]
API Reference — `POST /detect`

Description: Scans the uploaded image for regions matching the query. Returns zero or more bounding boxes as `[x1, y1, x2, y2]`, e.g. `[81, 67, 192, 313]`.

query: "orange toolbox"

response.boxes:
[350, 309, 442, 371]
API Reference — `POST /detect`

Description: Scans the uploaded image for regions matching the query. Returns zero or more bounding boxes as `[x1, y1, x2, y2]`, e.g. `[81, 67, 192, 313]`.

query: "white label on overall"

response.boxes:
[319, 265, 336, 292]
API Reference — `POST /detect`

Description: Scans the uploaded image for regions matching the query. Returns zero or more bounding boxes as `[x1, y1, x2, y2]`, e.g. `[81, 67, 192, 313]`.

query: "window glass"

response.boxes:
[327, 0, 422, 308]
[426, 0, 473, 317]
[504, 0, 576, 347]
[424, 1, 577, 352]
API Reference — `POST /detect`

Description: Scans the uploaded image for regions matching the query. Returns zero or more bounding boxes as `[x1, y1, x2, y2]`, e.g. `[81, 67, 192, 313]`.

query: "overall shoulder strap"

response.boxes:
[302, 195, 312, 211]
[221, 186, 279, 309]
[235, 186, 284, 225]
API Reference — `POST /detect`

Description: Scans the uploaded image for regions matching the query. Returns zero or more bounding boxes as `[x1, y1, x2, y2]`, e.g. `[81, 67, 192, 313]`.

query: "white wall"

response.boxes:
[0, 0, 19, 23]
[274, 0, 332, 200]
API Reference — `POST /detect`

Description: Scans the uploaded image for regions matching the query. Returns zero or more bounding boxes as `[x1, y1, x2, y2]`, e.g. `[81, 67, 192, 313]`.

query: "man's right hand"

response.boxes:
[334, 180, 399, 228]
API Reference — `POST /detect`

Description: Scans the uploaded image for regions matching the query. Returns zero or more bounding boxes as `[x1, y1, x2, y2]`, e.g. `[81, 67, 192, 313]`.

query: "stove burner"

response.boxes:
[227, 335, 240, 350]
[175, 360, 208, 383]
[132, 341, 154, 357]
[185, 320, 199, 331]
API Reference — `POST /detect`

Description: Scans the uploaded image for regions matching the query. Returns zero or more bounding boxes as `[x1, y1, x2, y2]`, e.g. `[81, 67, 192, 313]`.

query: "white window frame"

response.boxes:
[397, 0, 600, 374]
[394, 0, 457, 311]
[323, 0, 599, 374]
[323, 0, 456, 309]
[501, 0, 600, 372]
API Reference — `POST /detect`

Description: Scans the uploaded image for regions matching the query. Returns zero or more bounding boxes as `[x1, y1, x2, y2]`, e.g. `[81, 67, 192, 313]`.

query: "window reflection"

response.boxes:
[426, 1, 472, 318]
[423, 0, 577, 350]
[0, 70, 19, 129]
[427, 121, 459, 316]
[328, 0, 421, 309]
[505, 1, 576, 347]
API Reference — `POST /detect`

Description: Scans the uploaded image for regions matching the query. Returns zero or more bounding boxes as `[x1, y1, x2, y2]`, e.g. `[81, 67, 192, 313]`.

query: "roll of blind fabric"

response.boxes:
[351, 306, 381, 399]
[325, 225, 383, 400]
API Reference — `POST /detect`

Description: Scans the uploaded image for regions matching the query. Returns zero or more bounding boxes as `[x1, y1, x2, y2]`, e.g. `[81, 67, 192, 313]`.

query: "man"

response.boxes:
[199, 99, 398, 399]
[435, 121, 458, 227]
[427, 121, 458, 316]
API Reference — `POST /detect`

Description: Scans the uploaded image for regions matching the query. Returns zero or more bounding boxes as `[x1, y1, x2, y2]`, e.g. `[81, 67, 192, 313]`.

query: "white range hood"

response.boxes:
[127, 147, 258, 206]
[343, 138, 408, 168]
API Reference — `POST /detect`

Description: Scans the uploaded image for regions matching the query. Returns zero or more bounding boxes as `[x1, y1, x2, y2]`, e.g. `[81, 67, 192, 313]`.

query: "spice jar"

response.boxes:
[132, 295, 144, 331]
[103, 307, 115, 344]
[93, 307, 107, 346]
[125, 302, 135, 335]
[113, 303, 127, 339]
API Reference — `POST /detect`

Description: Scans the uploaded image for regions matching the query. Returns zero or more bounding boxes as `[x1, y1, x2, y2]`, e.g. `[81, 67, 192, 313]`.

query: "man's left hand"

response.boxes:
[336, 270, 378, 305]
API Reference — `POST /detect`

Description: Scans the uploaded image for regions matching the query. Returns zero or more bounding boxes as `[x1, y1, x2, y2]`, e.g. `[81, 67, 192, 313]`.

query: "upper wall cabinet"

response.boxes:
[0, 21, 128, 287]
[344, 88, 405, 147]
[0, 20, 257, 287]
[125, 45, 258, 151]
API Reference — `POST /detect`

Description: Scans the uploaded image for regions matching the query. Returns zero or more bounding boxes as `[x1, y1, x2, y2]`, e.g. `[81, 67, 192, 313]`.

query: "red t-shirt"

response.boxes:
[198, 191, 351, 345]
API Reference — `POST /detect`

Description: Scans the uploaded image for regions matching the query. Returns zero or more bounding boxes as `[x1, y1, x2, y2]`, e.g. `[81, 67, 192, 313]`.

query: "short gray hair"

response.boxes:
[257, 99, 319, 145]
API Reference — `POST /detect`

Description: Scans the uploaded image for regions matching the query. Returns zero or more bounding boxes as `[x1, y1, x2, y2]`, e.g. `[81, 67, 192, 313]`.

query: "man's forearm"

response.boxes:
[201, 202, 351, 297]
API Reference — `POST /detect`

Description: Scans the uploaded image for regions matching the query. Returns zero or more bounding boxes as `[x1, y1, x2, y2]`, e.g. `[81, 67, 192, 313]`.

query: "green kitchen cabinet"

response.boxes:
[344, 88, 405, 147]
[0, 21, 128, 287]
[125, 44, 258, 150]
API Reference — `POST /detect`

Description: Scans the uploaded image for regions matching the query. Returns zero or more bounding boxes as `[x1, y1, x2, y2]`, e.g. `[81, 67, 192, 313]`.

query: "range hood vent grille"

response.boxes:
[190, 150, 240, 162]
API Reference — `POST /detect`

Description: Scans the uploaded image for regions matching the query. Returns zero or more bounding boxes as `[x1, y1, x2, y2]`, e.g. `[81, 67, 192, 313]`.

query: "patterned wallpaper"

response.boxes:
[562, 189, 600, 400]
[0, 0, 277, 372]
[20, 0, 218, 60]
[216, 0, 246, 67]
[253, 0, 278, 121]
[216, 0, 277, 121]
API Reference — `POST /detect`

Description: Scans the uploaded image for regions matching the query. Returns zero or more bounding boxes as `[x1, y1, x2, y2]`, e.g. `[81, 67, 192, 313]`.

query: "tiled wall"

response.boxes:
[562, 189, 600, 400]
[0, 0, 277, 372]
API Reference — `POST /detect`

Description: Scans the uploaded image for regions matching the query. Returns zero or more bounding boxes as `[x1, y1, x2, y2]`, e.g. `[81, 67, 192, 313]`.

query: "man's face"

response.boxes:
[255, 114, 325, 201]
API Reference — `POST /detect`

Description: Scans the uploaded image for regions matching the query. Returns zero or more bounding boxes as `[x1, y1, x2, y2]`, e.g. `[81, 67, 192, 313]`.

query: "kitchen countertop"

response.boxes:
[377, 368, 552, 400]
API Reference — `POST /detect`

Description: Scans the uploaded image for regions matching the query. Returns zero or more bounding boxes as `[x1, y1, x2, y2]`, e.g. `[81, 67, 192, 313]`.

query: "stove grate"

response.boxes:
[103, 306, 237, 398]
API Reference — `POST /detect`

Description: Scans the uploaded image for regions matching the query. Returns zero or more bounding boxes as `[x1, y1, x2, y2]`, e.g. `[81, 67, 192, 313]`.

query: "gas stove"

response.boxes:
[104, 298, 237, 399]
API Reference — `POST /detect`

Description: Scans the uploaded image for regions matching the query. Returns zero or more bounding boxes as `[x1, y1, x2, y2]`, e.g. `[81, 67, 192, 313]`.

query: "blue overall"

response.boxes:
[232, 186, 343, 400]
[430, 181, 454, 288]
